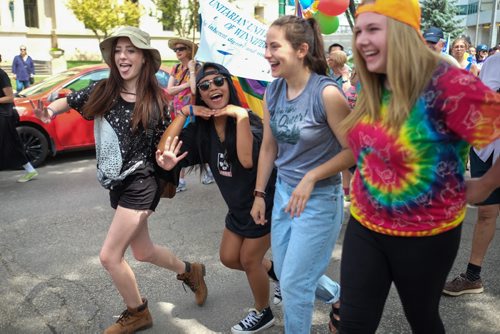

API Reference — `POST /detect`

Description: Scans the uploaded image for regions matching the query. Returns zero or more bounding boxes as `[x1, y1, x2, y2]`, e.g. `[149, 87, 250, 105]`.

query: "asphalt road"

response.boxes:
[1, 151, 499, 334]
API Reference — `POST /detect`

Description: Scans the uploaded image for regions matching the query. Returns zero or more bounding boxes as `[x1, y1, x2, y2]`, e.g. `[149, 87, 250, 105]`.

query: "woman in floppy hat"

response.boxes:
[166, 38, 215, 190]
[337, 0, 499, 332]
[34, 26, 207, 334]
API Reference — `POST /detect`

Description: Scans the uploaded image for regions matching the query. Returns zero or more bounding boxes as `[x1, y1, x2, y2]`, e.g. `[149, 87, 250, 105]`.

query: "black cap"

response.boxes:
[196, 62, 232, 85]
[423, 27, 444, 43]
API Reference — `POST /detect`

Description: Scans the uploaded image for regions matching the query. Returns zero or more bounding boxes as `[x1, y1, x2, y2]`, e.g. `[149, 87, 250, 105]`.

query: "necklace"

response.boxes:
[121, 90, 136, 95]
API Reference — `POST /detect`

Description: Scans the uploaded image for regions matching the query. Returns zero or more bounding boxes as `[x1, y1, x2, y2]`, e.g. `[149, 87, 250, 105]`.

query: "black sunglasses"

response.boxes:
[197, 76, 226, 91]
[173, 46, 188, 52]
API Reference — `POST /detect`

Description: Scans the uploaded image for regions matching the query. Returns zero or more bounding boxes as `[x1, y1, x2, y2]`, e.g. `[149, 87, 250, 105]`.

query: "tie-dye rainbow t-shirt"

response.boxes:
[347, 62, 500, 237]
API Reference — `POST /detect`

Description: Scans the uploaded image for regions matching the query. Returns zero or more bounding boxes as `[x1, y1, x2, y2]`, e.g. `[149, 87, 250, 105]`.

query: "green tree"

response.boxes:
[154, 0, 199, 37]
[420, 0, 464, 38]
[66, 0, 142, 43]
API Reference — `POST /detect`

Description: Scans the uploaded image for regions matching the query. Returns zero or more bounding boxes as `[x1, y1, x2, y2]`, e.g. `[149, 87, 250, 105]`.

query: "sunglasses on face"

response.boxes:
[173, 46, 188, 52]
[197, 76, 226, 91]
[20, 49, 26, 51]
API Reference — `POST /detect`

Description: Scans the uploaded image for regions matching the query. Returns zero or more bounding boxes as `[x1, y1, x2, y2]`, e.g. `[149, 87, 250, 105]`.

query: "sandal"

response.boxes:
[328, 302, 340, 333]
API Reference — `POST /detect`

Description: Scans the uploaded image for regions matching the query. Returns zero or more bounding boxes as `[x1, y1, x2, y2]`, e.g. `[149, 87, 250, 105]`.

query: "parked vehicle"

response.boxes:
[14, 64, 170, 167]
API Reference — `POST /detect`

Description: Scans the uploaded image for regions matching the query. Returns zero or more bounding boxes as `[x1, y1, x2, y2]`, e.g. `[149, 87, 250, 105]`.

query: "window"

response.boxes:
[24, 0, 39, 28]
[255, 6, 264, 22]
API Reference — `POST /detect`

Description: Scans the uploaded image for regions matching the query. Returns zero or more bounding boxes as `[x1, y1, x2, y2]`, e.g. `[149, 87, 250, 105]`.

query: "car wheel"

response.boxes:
[16, 126, 49, 167]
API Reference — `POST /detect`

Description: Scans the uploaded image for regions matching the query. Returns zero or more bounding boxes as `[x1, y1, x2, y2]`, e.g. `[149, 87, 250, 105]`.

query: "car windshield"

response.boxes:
[18, 70, 81, 97]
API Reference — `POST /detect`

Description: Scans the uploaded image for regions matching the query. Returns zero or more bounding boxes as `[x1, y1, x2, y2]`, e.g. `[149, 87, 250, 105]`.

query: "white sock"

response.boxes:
[23, 163, 36, 173]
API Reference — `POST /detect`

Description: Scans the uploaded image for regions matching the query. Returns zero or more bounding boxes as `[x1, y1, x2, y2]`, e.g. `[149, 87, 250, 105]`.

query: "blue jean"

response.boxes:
[272, 177, 343, 333]
[15, 79, 30, 92]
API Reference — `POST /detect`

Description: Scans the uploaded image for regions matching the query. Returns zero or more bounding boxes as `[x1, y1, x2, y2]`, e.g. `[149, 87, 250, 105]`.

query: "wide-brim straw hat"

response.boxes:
[168, 38, 198, 56]
[100, 26, 161, 71]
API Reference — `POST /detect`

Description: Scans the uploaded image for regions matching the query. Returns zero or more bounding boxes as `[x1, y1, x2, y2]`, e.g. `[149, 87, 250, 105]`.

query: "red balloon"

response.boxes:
[317, 0, 350, 16]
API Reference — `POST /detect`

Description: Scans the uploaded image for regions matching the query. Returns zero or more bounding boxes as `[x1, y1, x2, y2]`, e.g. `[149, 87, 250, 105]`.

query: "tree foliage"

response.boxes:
[420, 0, 464, 39]
[66, 0, 142, 42]
[154, 0, 199, 37]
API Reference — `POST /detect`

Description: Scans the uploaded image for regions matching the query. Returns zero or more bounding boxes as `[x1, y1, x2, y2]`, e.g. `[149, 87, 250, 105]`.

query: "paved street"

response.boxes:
[1, 151, 499, 334]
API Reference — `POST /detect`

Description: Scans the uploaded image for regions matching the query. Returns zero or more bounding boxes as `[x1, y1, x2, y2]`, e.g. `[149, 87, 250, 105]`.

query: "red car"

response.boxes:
[14, 64, 171, 167]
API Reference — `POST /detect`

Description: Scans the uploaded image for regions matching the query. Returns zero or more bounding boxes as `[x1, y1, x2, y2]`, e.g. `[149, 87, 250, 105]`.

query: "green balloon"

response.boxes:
[314, 11, 339, 35]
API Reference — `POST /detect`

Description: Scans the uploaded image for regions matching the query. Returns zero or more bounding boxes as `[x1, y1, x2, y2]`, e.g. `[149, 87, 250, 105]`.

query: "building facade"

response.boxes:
[456, 0, 500, 47]
[0, 0, 352, 72]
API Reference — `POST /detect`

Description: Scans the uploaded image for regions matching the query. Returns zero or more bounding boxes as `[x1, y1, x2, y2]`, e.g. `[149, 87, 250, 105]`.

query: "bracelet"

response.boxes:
[253, 190, 266, 198]
[177, 109, 188, 118]
[189, 105, 195, 124]
[47, 107, 57, 120]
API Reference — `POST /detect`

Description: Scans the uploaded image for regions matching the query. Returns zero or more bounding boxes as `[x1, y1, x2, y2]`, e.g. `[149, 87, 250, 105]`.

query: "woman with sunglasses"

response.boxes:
[156, 62, 278, 333]
[166, 38, 214, 191]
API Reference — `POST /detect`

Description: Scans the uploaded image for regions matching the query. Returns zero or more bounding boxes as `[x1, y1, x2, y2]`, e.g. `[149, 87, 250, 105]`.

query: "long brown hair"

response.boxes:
[342, 17, 439, 133]
[82, 39, 168, 132]
[270, 15, 328, 75]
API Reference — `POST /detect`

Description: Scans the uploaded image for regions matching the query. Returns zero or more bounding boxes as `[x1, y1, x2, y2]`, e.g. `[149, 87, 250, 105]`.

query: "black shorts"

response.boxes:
[470, 148, 500, 206]
[109, 173, 161, 211]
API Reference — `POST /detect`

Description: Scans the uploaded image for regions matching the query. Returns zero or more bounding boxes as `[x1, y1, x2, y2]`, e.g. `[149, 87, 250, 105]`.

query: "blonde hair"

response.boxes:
[342, 17, 440, 133]
[329, 50, 348, 68]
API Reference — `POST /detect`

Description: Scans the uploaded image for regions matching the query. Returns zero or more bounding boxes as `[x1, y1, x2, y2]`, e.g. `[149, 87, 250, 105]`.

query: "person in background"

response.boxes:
[0, 53, 38, 182]
[469, 46, 476, 59]
[157, 62, 279, 334]
[35, 27, 207, 334]
[167, 38, 214, 192]
[443, 52, 500, 297]
[252, 15, 354, 333]
[451, 37, 479, 75]
[475, 44, 489, 72]
[338, 1, 499, 333]
[328, 43, 344, 53]
[327, 43, 352, 79]
[422, 26, 460, 67]
[327, 50, 351, 92]
[11, 45, 35, 93]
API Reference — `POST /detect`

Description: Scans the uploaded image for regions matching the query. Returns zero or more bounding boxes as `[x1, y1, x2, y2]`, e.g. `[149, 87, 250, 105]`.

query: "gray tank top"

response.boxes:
[266, 72, 342, 187]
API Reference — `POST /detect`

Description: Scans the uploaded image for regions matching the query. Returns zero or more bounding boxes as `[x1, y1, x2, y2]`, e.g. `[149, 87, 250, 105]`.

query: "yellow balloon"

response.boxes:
[312, 0, 319, 11]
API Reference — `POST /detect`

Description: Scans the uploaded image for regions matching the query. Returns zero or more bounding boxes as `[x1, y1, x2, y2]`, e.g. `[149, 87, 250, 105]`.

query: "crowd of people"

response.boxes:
[0, 0, 496, 333]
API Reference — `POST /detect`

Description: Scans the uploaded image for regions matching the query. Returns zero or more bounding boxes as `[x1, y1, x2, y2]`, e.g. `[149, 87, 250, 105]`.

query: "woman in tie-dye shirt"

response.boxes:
[337, 0, 500, 333]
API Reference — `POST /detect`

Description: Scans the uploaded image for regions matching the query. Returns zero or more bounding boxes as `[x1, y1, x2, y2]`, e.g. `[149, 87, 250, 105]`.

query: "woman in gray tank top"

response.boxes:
[250, 15, 355, 334]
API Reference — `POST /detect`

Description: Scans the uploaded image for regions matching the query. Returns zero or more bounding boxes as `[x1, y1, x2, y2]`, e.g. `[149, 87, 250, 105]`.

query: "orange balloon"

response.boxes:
[303, 10, 313, 18]
[312, 0, 319, 11]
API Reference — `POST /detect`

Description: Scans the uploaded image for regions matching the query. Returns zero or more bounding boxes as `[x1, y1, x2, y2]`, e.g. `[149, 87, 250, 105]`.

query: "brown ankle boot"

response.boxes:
[176, 262, 208, 306]
[104, 298, 152, 334]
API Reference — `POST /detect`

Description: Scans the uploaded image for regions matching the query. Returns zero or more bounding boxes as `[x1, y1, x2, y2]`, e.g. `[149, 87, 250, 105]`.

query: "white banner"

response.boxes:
[196, 0, 272, 82]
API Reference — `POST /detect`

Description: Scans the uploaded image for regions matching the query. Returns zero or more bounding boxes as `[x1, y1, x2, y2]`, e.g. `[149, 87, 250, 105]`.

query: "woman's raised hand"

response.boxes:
[213, 104, 247, 119]
[155, 136, 188, 171]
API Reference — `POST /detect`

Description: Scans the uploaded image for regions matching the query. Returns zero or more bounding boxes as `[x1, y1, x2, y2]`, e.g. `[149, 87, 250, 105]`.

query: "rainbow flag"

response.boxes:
[232, 77, 268, 118]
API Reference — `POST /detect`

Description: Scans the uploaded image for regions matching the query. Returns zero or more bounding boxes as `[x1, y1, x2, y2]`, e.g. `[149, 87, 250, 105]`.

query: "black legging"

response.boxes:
[339, 216, 461, 334]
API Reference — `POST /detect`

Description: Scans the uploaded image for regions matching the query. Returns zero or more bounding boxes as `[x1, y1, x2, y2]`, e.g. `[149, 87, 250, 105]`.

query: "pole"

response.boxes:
[489, 0, 499, 47]
[475, 0, 482, 45]
[279, 0, 286, 17]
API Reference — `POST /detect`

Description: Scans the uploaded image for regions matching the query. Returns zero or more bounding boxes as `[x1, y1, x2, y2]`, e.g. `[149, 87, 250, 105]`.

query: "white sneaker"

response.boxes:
[176, 180, 187, 192]
[272, 281, 282, 306]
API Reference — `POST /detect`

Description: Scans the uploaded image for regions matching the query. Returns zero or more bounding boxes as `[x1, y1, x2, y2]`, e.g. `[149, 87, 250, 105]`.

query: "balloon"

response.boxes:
[303, 10, 313, 19]
[314, 11, 339, 35]
[311, 0, 320, 11]
[299, 0, 314, 9]
[317, 0, 350, 16]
